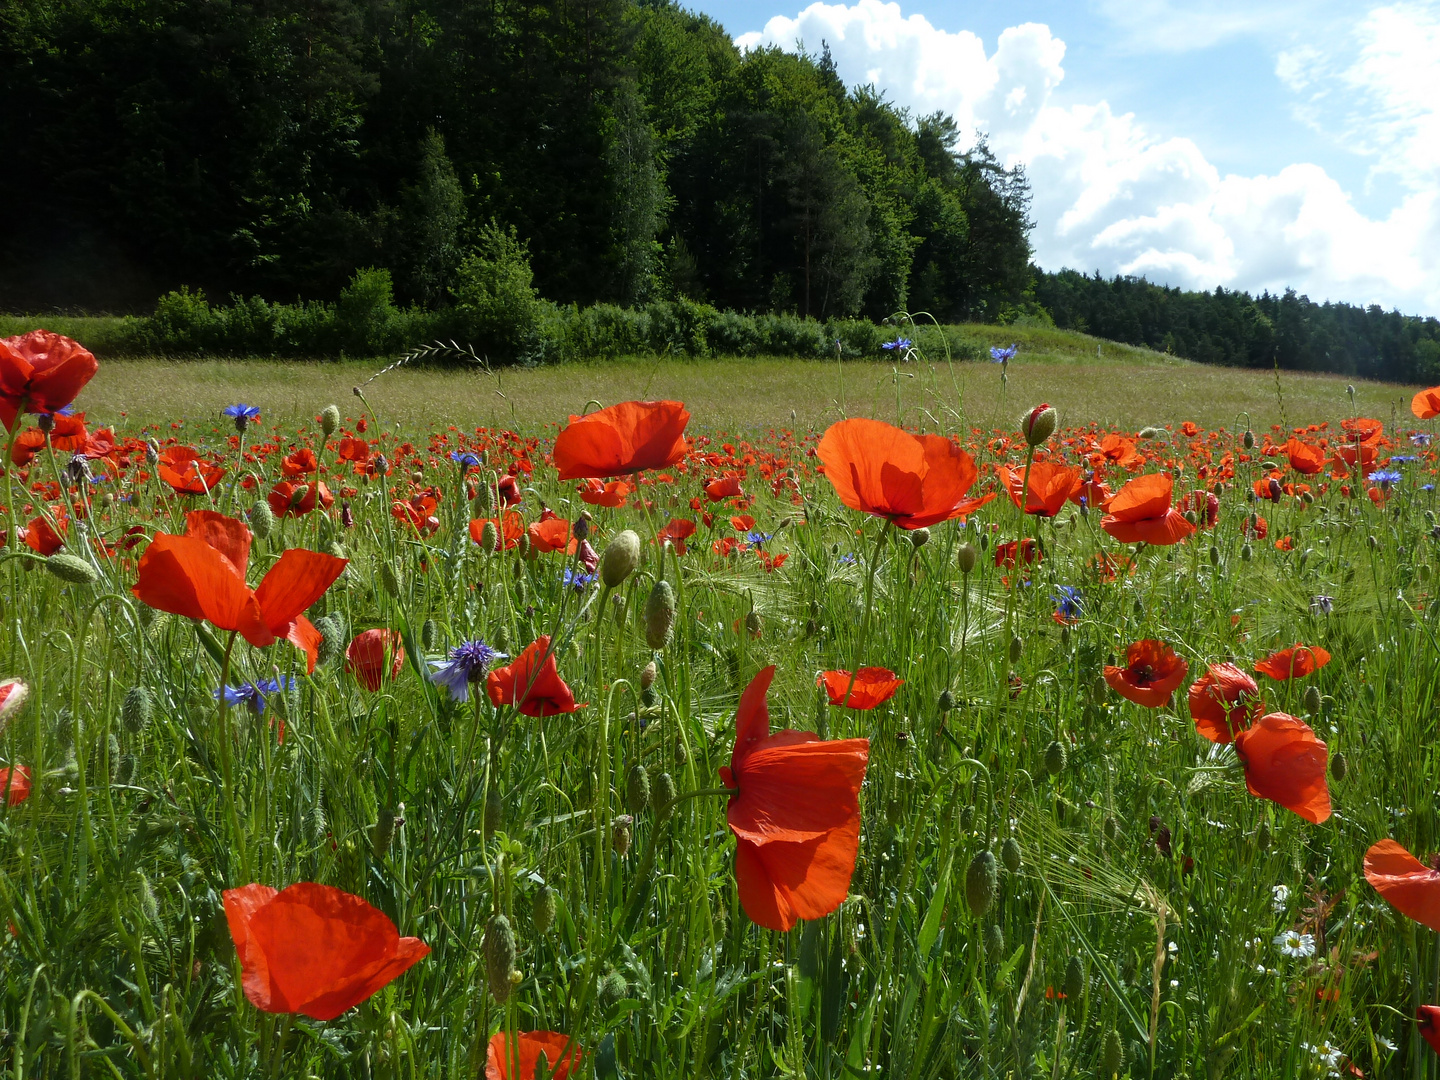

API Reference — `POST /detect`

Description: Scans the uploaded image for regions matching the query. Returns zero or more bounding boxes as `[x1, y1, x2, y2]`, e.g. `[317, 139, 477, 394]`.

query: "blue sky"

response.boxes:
[690, 1, 1440, 315]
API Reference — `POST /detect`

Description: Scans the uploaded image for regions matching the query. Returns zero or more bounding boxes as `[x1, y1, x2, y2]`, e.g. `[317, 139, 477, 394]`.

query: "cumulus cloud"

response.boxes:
[737, 1, 1440, 315]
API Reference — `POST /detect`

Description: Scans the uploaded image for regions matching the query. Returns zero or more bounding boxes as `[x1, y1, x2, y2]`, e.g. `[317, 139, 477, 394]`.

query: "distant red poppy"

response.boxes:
[1255, 644, 1330, 680]
[345, 630, 405, 692]
[1364, 839, 1440, 932]
[1413, 388, 1440, 421]
[133, 510, 346, 672]
[657, 517, 697, 554]
[337, 437, 372, 473]
[704, 476, 743, 501]
[993, 538, 1041, 569]
[486, 636, 581, 716]
[23, 512, 66, 555]
[1179, 489, 1219, 529]
[818, 667, 903, 710]
[0, 764, 30, 805]
[1188, 662, 1259, 743]
[721, 666, 869, 931]
[468, 512, 525, 551]
[486, 1031, 583, 1080]
[577, 478, 631, 507]
[552, 401, 690, 480]
[1104, 640, 1188, 708]
[1100, 473, 1195, 546]
[9, 413, 89, 465]
[223, 882, 429, 1020]
[1419, 1006, 1440, 1056]
[269, 480, 335, 518]
[1233, 712, 1330, 823]
[818, 418, 994, 529]
[527, 517, 576, 554]
[497, 475, 522, 507]
[1099, 433, 1139, 467]
[1285, 439, 1325, 475]
[159, 446, 227, 495]
[997, 461, 1081, 517]
[281, 448, 318, 477]
[0, 330, 98, 431]
[391, 489, 441, 535]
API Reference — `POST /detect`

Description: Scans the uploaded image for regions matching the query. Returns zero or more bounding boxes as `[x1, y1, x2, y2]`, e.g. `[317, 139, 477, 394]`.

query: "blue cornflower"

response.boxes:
[1052, 585, 1084, 622]
[745, 530, 773, 548]
[1424, 484, 1436, 492]
[429, 640, 506, 703]
[223, 404, 262, 433]
[990, 344, 1018, 363]
[881, 337, 913, 352]
[1412, 433, 1432, 446]
[450, 450, 482, 469]
[838, 552, 857, 566]
[563, 568, 597, 592]
[1367, 469, 1403, 485]
[215, 677, 293, 714]
[1389, 455, 1418, 465]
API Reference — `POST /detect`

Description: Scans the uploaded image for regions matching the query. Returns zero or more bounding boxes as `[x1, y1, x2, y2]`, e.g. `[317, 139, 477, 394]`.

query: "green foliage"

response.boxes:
[450, 225, 547, 363]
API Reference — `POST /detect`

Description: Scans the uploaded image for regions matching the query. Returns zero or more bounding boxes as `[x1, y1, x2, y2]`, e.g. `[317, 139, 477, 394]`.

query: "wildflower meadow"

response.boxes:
[6, 327, 1440, 1078]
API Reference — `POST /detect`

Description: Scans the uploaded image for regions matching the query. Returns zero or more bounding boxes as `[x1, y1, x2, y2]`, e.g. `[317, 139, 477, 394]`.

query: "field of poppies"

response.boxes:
[5, 327, 1440, 1078]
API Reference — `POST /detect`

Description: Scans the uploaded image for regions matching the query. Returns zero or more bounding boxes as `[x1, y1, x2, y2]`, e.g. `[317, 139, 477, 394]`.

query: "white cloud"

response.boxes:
[737, 1, 1440, 315]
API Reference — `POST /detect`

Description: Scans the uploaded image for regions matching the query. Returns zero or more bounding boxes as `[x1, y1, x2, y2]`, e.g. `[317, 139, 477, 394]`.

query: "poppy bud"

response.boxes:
[516, 532, 532, 559]
[625, 762, 650, 814]
[1009, 634, 1022, 663]
[314, 616, 342, 665]
[1183, 509, 1198, 526]
[965, 849, 998, 917]
[1301, 491, 1314, 505]
[1255, 820, 1271, 852]
[309, 800, 327, 845]
[1138, 426, 1162, 440]
[1240, 543, 1253, 561]
[960, 805, 975, 832]
[956, 543, 978, 574]
[938, 688, 955, 714]
[673, 739, 689, 768]
[1020, 403, 1057, 447]
[1102, 1030, 1124, 1077]
[373, 807, 396, 860]
[1421, 564, 1434, 583]
[1243, 429, 1255, 449]
[573, 513, 591, 541]
[116, 753, 137, 786]
[1043, 740, 1067, 776]
[473, 479, 494, 514]
[612, 815, 633, 857]
[598, 970, 628, 1012]
[601, 530, 642, 588]
[493, 622, 510, 652]
[611, 592, 628, 629]
[248, 500, 276, 540]
[1330, 751, 1348, 782]
[484, 784, 505, 841]
[480, 521, 499, 553]
[644, 580, 676, 649]
[320, 405, 341, 437]
[984, 922, 1005, 962]
[46, 553, 97, 585]
[1090, 675, 1108, 703]
[421, 618, 438, 652]
[979, 531, 989, 550]
[1303, 685, 1322, 713]
[640, 683, 658, 708]
[532, 886, 557, 934]
[1063, 955, 1085, 1003]
[483, 913, 518, 1003]
[1001, 836, 1022, 873]
[653, 771, 676, 820]
[641, 660, 657, 690]
[121, 685, 153, 735]
[1103, 815, 1118, 841]
[908, 527, 931, 550]
[745, 610, 763, 636]
[1208, 546, 1220, 567]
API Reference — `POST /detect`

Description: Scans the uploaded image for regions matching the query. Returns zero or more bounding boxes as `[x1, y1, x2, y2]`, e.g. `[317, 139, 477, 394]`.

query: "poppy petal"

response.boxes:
[133, 533, 272, 646]
[1364, 839, 1440, 932]
[184, 510, 253, 577]
[734, 815, 861, 931]
[1234, 712, 1330, 823]
[254, 549, 348, 635]
[727, 736, 869, 844]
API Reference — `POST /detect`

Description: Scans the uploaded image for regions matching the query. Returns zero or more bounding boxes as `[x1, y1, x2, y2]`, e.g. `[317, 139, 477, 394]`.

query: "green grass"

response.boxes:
[0, 337, 1437, 1077]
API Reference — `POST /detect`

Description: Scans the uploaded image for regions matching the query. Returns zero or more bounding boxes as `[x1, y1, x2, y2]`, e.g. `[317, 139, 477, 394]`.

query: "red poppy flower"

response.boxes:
[281, 448, 318, 476]
[337, 437, 371, 472]
[1179, 489, 1219, 529]
[1233, 712, 1330, 823]
[469, 512, 524, 551]
[497, 475, 522, 506]
[1341, 417, 1385, 445]
[1413, 388, 1440, 421]
[345, 629, 405, 692]
[721, 666, 869, 931]
[993, 538, 1041, 569]
[486, 636, 581, 716]
[1100, 473, 1195, 546]
[577, 478, 631, 507]
[1284, 439, 1325, 475]
[1254, 644, 1330, 680]
[0, 764, 30, 805]
[997, 461, 1081, 517]
[705, 476, 743, 501]
[159, 446, 227, 495]
[24, 512, 66, 555]
[818, 418, 994, 530]
[485, 1031, 583, 1080]
[1188, 662, 1259, 743]
[268, 480, 334, 518]
[132, 510, 346, 672]
[223, 882, 429, 1020]
[1104, 640, 1188, 708]
[730, 514, 755, 532]
[9, 413, 89, 466]
[818, 667, 903, 710]
[657, 517, 697, 554]
[1420, 1007, 1440, 1056]
[1364, 839, 1440, 932]
[527, 517, 576, 554]
[392, 490, 440, 535]
[0, 330, 98, 431]
[552, 400, 690, 480]
[1099, 433, 1139, 467]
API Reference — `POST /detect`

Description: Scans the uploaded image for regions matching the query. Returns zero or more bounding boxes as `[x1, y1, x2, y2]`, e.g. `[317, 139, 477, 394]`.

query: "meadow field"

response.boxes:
[3, 326, 1440, 1078]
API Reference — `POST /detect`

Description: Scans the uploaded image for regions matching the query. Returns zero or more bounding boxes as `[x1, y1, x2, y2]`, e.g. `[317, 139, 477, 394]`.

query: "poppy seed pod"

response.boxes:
[1020, 403, 1058, 447]
[984, 922, 1005, 962]
[320, 405, 341, 437]
[1043, 740, 1067, 776]
[601, 530, 642, 588]
[1303, 685, 1322, 713]
[1001, 836, 1022, 873]
[1331, 751, 1348, 781]
[120, 685, 153, 735]
[644, 579, 676, 649]
[653, 772, 677, 820]
[625, 762, 650, 814]
[483, 913, 518, 1003]
[908, 526, 931, 550]
[46, 552, 98, 585]
[1102, 1030, 1124, 1077]
[532, 886, 557, 935]
[248, 499, 276, 540]
[373, 808, 396, 860]
[965, 849, 998, 917]
[1064, 955, 1085, 1003]
[598, 970, 628, 1012]
[957, 543, 978, 574]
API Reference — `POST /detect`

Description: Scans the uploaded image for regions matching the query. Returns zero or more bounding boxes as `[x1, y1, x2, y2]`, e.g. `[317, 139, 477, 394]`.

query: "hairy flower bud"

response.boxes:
[640, 660, 657, 690]
[625, 762, 651, 814]
[965, 849, 998, 917]
[653, 771, 677, 820]
[248, 500, 276, 540]
[46, 553, 98, 585]
[1242, 429, 1255, 449]
[1064, 955, 1085, 1003]
[601, 530, 642, 588]
[908, 526, 931, 550]
[1043, 739, 1067, 776]
[320, 405, 341, 437]
[532, 886, 557, 935]
[1102, 1030, 1125, 1078]
[984, 922, 1005, 962]
[598, 970, 628, 1012]
[484, 784, 505, 841]
[1001, 836, 1022, 873]
[1255, 820, 1271, 852]
[612, 815, 633, 857]
[480, 521, 499, 554]
[372, 807, 396, 860]
[120, 685, 153, 735]
[421, 618, 438, 652]
[1303, 685, 1322, 713]
[956, 543, 978, 575]
[1330, 751, 1348, 782]
[483, 914, 518, 1003]
[1020, 403, 1058, 446]
[938, 688, 955, 714]
[644, 580, 676, 649]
